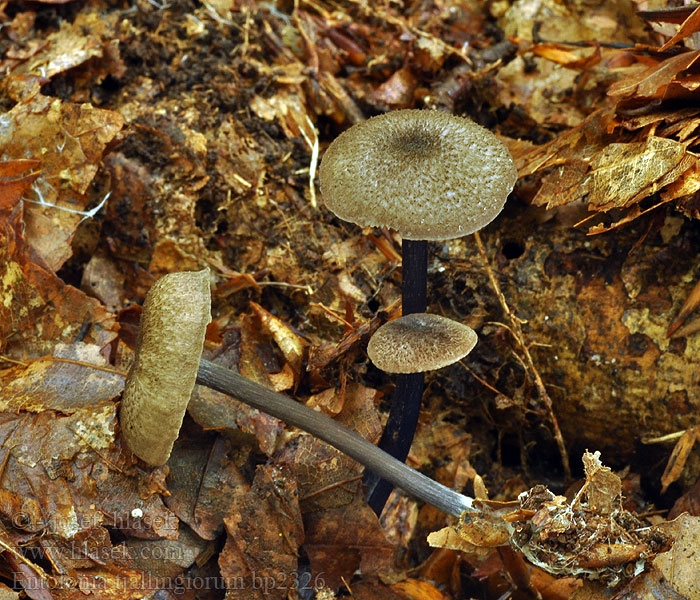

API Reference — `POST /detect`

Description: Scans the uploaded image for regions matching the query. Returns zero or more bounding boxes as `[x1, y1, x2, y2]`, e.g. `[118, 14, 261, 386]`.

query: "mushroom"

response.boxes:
[118, 273, 662, 584]
[120, 269, 211, 465]
[319, 109, 516, 243]
[319, 109, 516, 512]
[119, 270, 475, 517]
[367, 313, 477, 374]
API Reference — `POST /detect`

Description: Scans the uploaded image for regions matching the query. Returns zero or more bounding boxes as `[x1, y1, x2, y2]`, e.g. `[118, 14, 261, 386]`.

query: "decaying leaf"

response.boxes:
[220, 464, 303, 599]
[0, 159, 41, 212]
[277, 383, 381, 512]
[510, 452, 669, 583]
[0, 94, 123, 269]
[0, 344, 124, 413]
[303, 496, 395, 590]
[429, 453, 671, 585]
[4, 0, 700, 597]
[166, 435, 250, 541]
[427, 510, 510, 564]
[652, 514, 700, 600]
[0, 204, 118, 358]
[391, 578, 449, 600]
[250, 301, 307, 378]
[661, 427, 699, 494]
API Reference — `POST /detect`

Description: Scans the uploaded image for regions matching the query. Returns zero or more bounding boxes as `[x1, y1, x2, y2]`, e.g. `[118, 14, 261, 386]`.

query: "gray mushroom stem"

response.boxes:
[119, 269, 475, 518]
[196, 358, 475, 519]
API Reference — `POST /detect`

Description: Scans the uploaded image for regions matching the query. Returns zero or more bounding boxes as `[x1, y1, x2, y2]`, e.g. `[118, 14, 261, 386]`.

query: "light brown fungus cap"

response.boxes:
[120, 269, 211, 466]
[319, 109, 517, 241]
[367, 313, 477, 374]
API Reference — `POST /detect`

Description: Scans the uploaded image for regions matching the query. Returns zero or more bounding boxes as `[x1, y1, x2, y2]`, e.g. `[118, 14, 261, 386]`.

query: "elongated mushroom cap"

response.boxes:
[319, 109, 517, 241]
[368, 313, 477, 374]
[120, 269, 211, 466]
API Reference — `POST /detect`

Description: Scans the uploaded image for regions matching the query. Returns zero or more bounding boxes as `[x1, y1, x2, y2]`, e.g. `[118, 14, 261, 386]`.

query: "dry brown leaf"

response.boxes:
[427, 524, 481, 554]
[659, 5, 700, 51]
[428, 511, 510, 556]
[0, 159, 41, 212]
[670, 477, 700, 520]
[667, 272, 700, 336]
[608, 50, 700, 100]
[303, 496, 395, 590]
[532, 573, 583, 600]
[250, 301, 306, 377]
[220, 464, 303, 599]
[661, 426, 699, 494]
[0, 94, 123, 269]
[370, 67, 418, 110]
[579, 450, 621, 514]
[2, 9, 121, 93]
[0, 375, 179, 597]
[391, 579, 449, 600]
[612, 564, 688, 599]
[239, 312, 279, 391]
[125, 525, 208, 578]
[81, 254, 126, 313]
[306, 387, 345, 416]
[101, 153, 158, 265]
[0, 345, 124, 413]
[653, 514, 700, 599]
[522, 99, 700, 229]
[0, 582, 19, 600]
[0, 204, 118, 358]
[529, 43, 601, 70]
[189, 358, 284, 457]
[585, 137, 688, 211]
[193, 327, 288, 447]
[166, 435, 250, 541]
[277, 383, 381, 511]
[349, 579, 410, 600]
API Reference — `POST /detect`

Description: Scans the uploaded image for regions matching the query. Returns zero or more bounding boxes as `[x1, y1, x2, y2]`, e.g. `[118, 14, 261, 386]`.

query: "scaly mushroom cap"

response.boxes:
[368, 313, 477, 374]
[319, 109, 517, 241]
[120, 269, 211, 466]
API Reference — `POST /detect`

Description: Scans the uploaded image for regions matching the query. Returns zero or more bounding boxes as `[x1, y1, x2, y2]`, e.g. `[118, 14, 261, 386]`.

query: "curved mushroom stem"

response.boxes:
[196, 358, 474, 518]
[365, 238, 428, 514]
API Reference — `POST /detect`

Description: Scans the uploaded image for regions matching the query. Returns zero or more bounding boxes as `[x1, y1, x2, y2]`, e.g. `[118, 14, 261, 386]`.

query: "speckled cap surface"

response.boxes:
[367, 313, 477, 374]
[319, 109, 517, 241]
[120, 269, 211, 466]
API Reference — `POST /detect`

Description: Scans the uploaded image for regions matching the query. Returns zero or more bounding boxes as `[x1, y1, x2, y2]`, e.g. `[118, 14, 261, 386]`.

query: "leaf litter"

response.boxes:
[2, 0, 700, 598]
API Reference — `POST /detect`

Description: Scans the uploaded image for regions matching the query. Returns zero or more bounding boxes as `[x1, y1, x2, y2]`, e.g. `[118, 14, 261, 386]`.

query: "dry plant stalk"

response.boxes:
[474, 232, 571, 481]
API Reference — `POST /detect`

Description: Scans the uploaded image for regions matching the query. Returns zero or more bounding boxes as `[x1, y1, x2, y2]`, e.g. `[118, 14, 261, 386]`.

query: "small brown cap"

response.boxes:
[367, 313, 477, 374]
[319, 109, 516, 241]
[120, 269, 211, 466]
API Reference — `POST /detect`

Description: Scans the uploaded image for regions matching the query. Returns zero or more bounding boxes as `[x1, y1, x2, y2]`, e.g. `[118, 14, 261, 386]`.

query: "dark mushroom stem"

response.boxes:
[196, 358, 474, 518]
[364, 238, 428, 514]
[400, 239, 428, 315]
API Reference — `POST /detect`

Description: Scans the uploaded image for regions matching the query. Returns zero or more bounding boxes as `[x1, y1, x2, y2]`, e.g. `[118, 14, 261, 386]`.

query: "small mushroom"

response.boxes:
[367, 313, 477, 374]
[320, 109, 516, 512]
[119, 270, 475, 517]
[119, 269, 211, 466]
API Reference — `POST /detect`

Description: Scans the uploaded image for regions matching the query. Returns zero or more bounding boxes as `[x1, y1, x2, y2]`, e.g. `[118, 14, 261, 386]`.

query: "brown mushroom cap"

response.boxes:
[367, 313, 477, 374]
[120, 269, 211, 466]
[319, 109, 517, 241]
